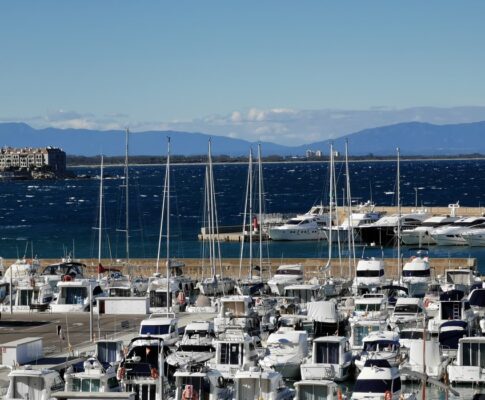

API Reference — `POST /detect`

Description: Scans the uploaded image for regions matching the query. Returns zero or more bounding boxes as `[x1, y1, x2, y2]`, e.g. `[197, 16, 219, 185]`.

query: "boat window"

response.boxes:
[402, 269, 430, 277]
[356, 270, 382, 277]
[394, 304, 419, 313]
[277, 269, 303, 276]
[13, 376, 45, 398]
[19, 289, 33, 306]
[219, 343, 241, 365]
[315, 342, 340, 364]
[93, 286, 103, 296]
[462, 342, 485, 367]
[355, 303, 381, 312]
[81, 378, 100, 392]
[400, 331, 431, 340]
[446, 271, 472, 285]
[107, 377, 119, 389]
[222, 301, 245, 317]
[51, 375, 64, 392]
[353, 325, 380, 346]
[440, 301, 462, 320]
[97, 341, 120, 364]
[353, 378, 399, 393]
[109, 288, 131, 297]
[286, 219, 301, 225]
[179, 344, 214, 353]
[141, 324, 170, 335]
[298, 384, 329, 399]
[63, 287, 87, 305]
[149, 291, 172, 308]
[72, 378, 81, 391]
[364, 340, 398, 352]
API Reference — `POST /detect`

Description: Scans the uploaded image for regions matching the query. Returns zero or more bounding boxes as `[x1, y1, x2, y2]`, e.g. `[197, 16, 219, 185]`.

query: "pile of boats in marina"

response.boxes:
[1, 251, 485, 400]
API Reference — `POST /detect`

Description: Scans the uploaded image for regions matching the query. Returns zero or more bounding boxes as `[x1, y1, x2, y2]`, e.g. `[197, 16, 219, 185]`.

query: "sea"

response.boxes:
[1, 159, 485, 273]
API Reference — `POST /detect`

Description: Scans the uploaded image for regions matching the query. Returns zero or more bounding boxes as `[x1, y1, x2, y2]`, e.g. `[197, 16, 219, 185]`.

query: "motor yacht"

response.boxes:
[214, 295, 260, 336]
[267, 264, 304, 296]
[352, 257, 386, 295]
[447, 336, 485, 384]
[401, 251, 431, 297]
[300, 336, 352, 382]
[462, 223, 485, 246]
[269, 205, 331, 241]
[50, 278, 104, 313]
[5, 366, 64, 400]
[293, 380, 341, 400]
[357, 210, 430, 246]
[172, 364, 231, 400]
[401, 213, 460, 246]
[64, 357, 121, 393]
[354, 331, 402, 372]
[388, 298, 426, 331]
[431, 216, 485, 246]
[139, 313, 179, 346]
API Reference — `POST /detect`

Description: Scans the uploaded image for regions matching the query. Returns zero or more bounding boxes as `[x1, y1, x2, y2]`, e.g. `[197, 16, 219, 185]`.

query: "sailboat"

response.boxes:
[196, 140, 235, 296]
[235, 144, 266, 296]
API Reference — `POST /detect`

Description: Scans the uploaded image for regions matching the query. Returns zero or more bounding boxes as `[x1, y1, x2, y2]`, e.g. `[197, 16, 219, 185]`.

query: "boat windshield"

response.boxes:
[298, 384, 332, 399]
[356, 270, 383, 277]
[363, 340, 399, 352]
[353, 325, 381, 346]
[71, 378, 101, 392]
[355, 303, 382, 312]
[141, 324, 170, 335]
[403, 269, 430, 277]
[462, 341, 485, 367]
[394, 304, 420, 313]
[276, 269, 303, 276]
[353, 378, 400, 393]
[62, 287, 87, 305]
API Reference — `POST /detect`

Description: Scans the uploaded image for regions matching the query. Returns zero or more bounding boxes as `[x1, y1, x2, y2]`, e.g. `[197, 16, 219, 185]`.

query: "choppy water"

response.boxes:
[1, 159, 485, 271]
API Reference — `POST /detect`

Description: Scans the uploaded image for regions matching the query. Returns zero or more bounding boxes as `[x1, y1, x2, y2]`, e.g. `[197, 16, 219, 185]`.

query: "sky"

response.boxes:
[1, 1, 485, 145]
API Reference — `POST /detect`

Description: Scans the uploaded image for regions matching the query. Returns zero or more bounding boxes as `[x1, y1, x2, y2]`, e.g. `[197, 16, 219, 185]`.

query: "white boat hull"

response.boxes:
[269, 227, 325, 241]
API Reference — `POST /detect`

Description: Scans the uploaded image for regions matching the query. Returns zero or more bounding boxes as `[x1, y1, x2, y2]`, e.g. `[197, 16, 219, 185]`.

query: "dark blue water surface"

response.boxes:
[1, 159, 485, 271]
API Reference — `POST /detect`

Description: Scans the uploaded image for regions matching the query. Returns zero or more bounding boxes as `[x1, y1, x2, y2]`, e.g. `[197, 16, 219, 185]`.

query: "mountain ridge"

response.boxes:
[1, 120, 485, 156]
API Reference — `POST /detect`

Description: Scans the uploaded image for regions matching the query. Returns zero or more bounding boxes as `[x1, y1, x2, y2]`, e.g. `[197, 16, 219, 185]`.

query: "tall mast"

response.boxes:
[166, 137, 171, 310]
[258, 144, 263, 281]
[248, 147, 253, 280]
[124, 128, 130, 265]
[397, 147, 401, 282]
[208, 140, 216, 279]
[328, 143, 334, 262]
[345, 140, 355, 279]
[97, 154, 104, 280]
[156, 159, 168, 274]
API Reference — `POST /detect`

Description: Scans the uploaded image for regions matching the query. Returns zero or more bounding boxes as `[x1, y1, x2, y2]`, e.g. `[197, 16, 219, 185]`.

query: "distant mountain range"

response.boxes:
[1, 121, 485, 156]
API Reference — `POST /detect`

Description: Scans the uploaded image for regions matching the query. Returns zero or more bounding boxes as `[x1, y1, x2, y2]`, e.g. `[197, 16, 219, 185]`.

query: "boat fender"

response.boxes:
[62, 275, 72, 282]
[424, 298, 430, 308]
[150, 367, 159, 379]
[117, 366, 125, 380]
[217, 376, 225, 388]
[178, 291, 186, 305]
[182, 385, 198, 400]
[384, 390, 392, 400]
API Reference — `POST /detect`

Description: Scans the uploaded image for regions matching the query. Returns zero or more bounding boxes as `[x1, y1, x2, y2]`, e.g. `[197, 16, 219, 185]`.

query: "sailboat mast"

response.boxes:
[328, 143, 334, 261]
[124, 128, 130, 265]
[156, 162, 168, 274]
[344, 140, 355, 279]
[258, 144, 263, 281]
[97, 154, 104, 280]
[248, 147, 253, 280]
[208, 140, 217, 279]
[166, 137, 171, 310]
[397, 147, 401, 281]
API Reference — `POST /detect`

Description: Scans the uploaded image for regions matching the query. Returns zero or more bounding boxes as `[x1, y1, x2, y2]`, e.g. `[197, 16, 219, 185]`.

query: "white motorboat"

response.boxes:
[166, 321, 216, 369]
[147, 277, 188, 313]
[283, 284, 324, 311]
[214, 295, 260, 336]
[260, 329, 309, 380]
[5, 366, 64, 400]
[173, 365, 231, 400]
[357, 210, 430, 246]
[398, 328, 447, 381]
[354, 331, 402, 372]
[50, 278, 104, 313]
[4, 257, 41, 281]
[139, 313, 179, 346]
[300, 336, 352, 382]
[208, 327, 259, 379]
[349, 319, 388, 354]
[267, 264, 304, 296]
[428, 297, 477, 334]
[401, 251, 431, 297]
[388, 298, 426, 331]
[323, 207, 382, 243]
[118, 335, 169, 400]
[233, 367, 294, 400]
[462, 223, 485, 246]
[64, 357, 121, 392]
[197, 276, 235, 296]
[350, 295, 389, 321]
[440, 267, 482, 294]
[401, 214, 460, 246]
[352, 359, 416, 400]
[430, 216, 485, 246]
[3, 277, 53, 312]
[447, 336, 485, 384]
[352, 257, 386, 295]
[269, 205, 331, 241]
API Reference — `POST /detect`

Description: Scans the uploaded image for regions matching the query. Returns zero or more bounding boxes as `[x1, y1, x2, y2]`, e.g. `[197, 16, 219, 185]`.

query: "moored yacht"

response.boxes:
[269, 205, 331, 241]
[233, 367, 294, 400]
[63, 357, 121, 393]
[431, 216, 485, 246]
[267, 264, 304, 296]
[354, 331, 401, 372]
[447, 336, 485, 384]
[401, 251, 431, 297]
[401, 214, 460, 245]
[6, 367, 64, 400]
[352, 257, 386, 295]
[50, 279, 104, 313]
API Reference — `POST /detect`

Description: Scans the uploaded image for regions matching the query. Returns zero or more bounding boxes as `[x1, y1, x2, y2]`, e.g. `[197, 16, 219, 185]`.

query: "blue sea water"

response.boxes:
[1, 159, 485, 272]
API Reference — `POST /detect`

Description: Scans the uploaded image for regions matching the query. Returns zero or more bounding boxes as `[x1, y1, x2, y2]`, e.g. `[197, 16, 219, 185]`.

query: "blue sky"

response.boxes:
[1, 1, 485, 144]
